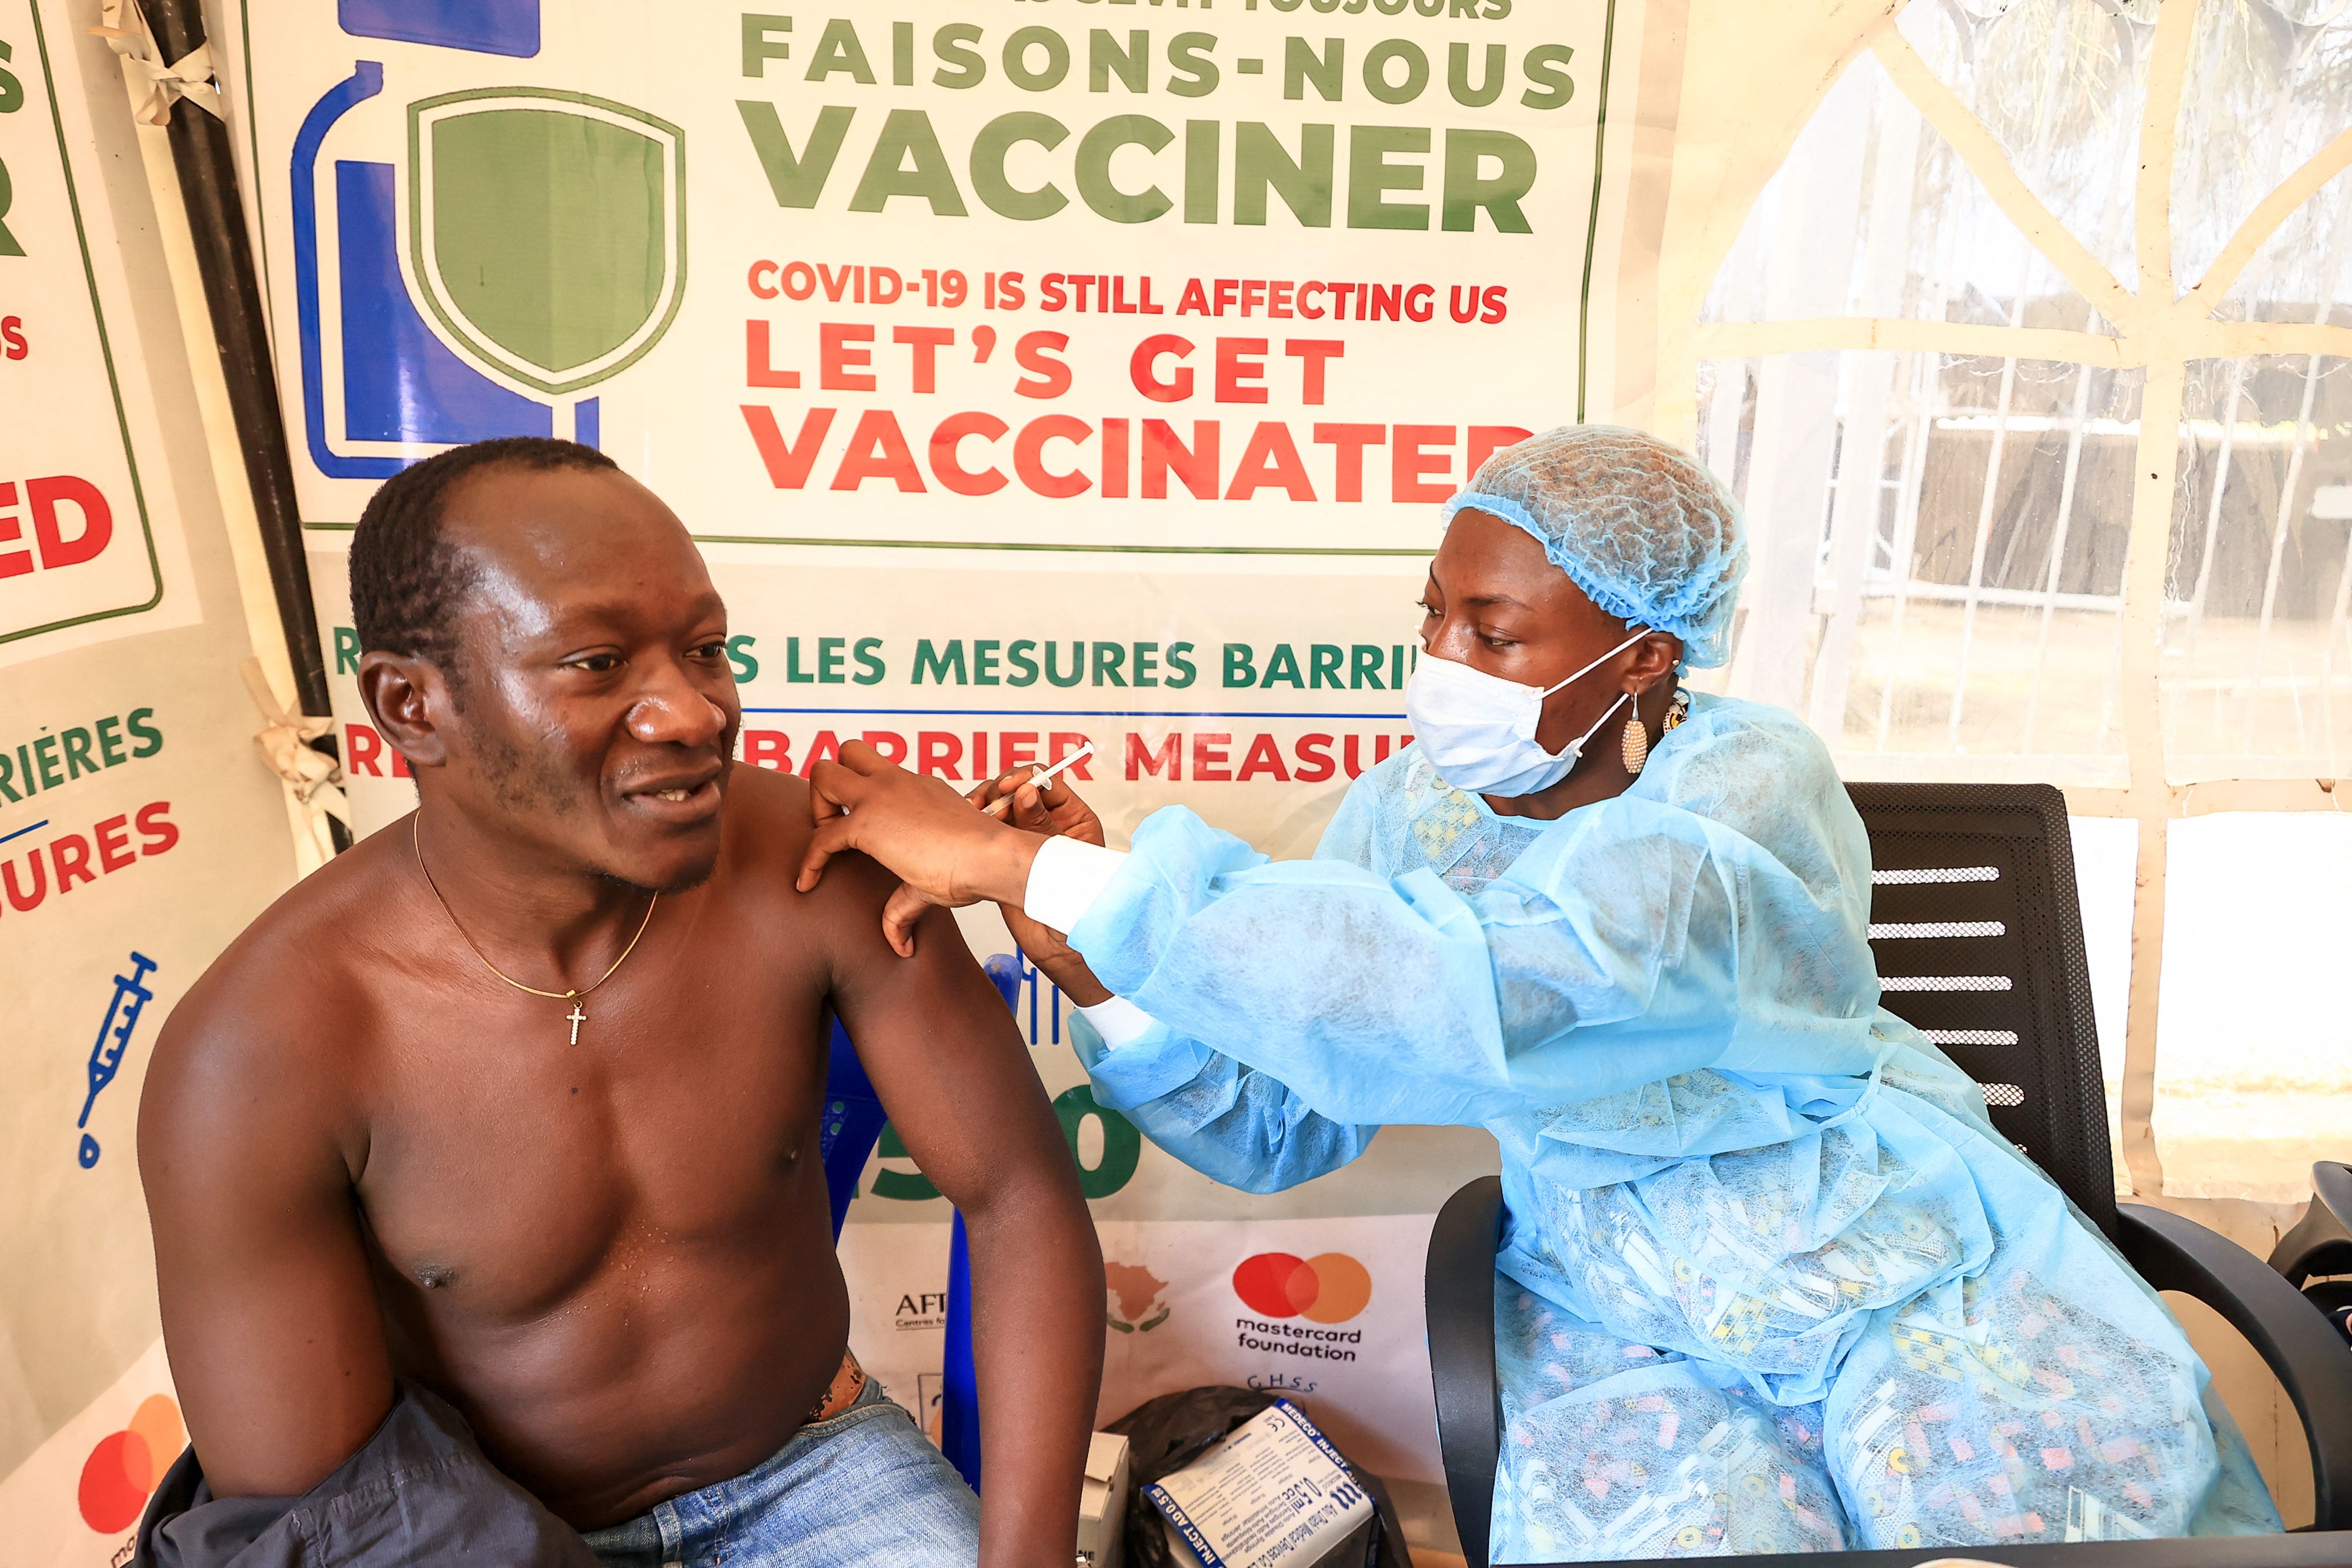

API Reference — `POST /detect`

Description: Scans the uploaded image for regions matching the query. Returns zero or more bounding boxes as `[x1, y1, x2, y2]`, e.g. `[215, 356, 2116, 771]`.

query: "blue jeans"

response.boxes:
[580, 1381, 981, 1567]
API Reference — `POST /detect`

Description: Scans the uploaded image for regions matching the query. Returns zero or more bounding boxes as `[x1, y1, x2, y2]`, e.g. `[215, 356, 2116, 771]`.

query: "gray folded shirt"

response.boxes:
[135, 1382, 597, 1568]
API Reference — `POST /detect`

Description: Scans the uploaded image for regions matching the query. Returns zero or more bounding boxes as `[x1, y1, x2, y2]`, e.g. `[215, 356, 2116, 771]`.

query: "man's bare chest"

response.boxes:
[348, 942, 836, 1319]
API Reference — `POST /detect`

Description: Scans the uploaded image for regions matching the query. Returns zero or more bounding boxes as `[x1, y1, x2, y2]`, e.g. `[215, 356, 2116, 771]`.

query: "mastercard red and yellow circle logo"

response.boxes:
[78, 1394, 182, 1534]
[1231, 1252, 1373, 1323]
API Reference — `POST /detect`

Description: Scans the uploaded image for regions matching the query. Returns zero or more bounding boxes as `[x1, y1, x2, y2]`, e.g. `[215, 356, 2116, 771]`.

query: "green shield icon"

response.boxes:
[407, 89, 686, 397]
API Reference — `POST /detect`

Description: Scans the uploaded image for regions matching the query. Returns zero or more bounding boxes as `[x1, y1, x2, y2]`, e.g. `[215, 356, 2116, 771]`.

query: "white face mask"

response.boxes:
[1403, 628, 1648, 798]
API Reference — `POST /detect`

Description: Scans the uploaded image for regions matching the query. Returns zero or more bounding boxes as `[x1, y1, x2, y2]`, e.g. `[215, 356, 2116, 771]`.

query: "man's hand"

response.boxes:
[799, 741, 1043, 955]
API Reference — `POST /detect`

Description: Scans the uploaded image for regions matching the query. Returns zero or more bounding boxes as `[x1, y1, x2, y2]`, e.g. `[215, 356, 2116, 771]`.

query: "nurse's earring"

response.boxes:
[1621, 688, 1651, 774]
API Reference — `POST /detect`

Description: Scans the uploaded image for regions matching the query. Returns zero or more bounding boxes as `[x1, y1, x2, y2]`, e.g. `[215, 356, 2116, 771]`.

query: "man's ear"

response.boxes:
[356, 650, 452, 771]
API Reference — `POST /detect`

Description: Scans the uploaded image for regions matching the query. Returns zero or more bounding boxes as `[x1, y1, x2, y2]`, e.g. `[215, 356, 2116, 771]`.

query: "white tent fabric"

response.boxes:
[1, 0, 2343, 1557]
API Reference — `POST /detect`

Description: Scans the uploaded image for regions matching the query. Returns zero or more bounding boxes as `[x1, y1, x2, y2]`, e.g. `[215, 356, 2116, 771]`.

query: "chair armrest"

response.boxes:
[2118, 1202, 2352, 1530]
[1426, 1175, 1505, 1568]
[2271, 1162, 2352, 1288]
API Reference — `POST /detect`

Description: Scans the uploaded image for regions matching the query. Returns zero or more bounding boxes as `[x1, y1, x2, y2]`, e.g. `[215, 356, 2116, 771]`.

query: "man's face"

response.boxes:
[415, 464, 739, 892]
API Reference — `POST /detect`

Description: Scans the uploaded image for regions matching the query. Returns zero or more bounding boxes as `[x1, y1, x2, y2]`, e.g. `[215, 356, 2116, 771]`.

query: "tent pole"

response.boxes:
[136, 0, 349, 852]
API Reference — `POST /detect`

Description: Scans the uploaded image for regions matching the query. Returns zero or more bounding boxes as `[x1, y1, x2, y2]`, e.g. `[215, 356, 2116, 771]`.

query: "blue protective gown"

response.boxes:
[1067, 693, 2279, 1559]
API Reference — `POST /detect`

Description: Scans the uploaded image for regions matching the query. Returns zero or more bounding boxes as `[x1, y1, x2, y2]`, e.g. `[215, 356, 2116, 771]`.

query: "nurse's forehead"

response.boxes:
[1431, 514, 1580, 609]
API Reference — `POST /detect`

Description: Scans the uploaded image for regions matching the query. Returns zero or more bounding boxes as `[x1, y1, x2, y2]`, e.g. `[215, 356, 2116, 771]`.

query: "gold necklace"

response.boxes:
[411, 815, 657, 1045]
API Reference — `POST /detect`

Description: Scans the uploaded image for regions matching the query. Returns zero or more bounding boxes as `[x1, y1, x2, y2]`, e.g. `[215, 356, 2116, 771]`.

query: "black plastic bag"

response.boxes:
[1104, 1386, 1415, 1568]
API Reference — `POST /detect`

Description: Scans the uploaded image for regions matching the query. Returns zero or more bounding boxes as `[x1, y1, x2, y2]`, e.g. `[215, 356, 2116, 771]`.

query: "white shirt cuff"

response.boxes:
[1023, 837, 1129, 934]
[1076, 995, 1158, 1051]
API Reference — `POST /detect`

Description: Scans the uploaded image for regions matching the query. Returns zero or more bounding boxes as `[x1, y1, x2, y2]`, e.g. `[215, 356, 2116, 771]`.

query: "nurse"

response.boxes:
[799, 427, 2279, 1559]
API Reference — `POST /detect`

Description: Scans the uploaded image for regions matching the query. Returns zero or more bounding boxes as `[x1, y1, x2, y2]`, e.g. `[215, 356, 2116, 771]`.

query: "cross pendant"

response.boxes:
[566, 1002, 586, 1046]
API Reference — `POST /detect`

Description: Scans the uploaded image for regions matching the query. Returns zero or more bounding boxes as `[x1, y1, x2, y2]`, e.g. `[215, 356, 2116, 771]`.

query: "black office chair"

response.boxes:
[2273, 1162, 2352, 1344]
[1426, 782, 2352, 1566]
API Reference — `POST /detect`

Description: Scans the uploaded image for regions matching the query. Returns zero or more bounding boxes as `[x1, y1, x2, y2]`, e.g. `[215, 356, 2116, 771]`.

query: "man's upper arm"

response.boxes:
[820, 861, 1078, 1213]
[139, 1000, 395, 1498]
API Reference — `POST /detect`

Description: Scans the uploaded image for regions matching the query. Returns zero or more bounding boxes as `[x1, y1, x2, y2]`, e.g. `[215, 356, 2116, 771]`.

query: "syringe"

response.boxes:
[981, 740, 1095, 817]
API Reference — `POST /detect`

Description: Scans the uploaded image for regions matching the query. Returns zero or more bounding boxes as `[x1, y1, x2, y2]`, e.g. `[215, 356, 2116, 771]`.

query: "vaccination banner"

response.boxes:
[222, 0, 1672, 1539]
[0, 2, 302, 1560]
[0, 0, 195, 664]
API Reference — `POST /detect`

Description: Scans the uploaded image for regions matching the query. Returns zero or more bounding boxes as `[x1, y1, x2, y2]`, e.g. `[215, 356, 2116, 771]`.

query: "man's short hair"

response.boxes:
[349, 437, 619, 674]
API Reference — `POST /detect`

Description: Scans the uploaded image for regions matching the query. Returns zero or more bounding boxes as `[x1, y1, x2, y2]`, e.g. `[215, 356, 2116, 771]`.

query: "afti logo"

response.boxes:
[1231, 1252, 1372, 1325]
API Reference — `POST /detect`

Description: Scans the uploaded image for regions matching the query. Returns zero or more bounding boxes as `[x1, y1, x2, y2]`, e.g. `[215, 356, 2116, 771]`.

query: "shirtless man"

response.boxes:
[138, 437, 1102, 1566]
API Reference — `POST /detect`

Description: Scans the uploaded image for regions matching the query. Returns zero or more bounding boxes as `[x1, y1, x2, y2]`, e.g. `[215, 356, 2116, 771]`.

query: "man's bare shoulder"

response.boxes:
[717, 765, 897, 910]
[716, 763, 811, 860]
[173, 820, 415, 1030]
[143, 824, 415, 1156]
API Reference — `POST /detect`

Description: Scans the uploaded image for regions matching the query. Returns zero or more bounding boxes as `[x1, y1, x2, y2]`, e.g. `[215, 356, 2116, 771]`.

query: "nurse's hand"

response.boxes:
[800, 741, 1042, 955]
[871, 769, 1112, 998]
[980, 768, 1105, 850]
[972, 773, 1112, 1007]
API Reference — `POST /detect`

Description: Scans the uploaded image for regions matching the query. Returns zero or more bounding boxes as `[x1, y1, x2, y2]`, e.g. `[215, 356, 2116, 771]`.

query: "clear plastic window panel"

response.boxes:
[1688, 0, 2352, 1211]
[2211, 162, 2352, 326]
[1695, 350, 2142, 784]
[2153, 813, 2352, 1202]
[1698, 46, 2112, 336]
[2171, 0, 2352, 298]
[2162, 355, 2352, 781]
[2067, 815, 2139, 1195]
[1895, 0, 2153, 293]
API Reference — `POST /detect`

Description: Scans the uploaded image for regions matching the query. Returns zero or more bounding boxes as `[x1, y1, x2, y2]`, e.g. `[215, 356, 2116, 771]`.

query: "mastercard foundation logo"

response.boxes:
[79, 1393, 182, 1534]
[1231, 1252, 1372, 1325]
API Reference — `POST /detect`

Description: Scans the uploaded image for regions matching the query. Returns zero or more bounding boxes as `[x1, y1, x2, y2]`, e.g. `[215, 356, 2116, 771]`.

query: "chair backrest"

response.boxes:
[820, 956, 1024, 1489]
[1845, 782, 2119, 1242]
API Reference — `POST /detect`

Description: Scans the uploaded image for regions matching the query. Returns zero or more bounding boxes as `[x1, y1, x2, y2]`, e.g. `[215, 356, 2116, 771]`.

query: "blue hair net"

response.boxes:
[1441, 425, 1748, 669]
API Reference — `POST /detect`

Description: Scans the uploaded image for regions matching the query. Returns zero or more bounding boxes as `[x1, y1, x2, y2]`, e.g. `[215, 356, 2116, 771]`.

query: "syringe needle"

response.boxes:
[980, 740, 1095, 817]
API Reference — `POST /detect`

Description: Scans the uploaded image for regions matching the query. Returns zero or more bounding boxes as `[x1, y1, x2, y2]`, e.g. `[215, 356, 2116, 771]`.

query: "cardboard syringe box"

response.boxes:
[1079, 1430, 1131, 1568]
[1144, 1401, 1376, 1568]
